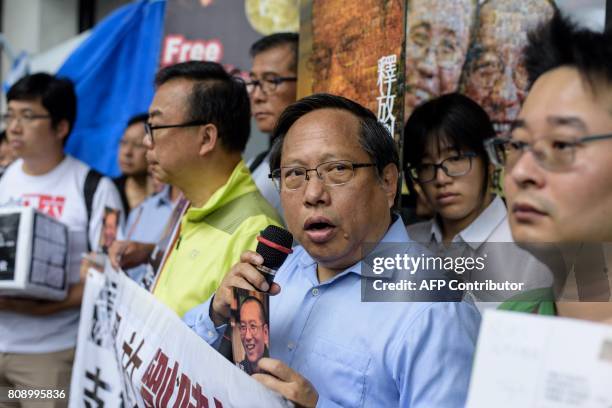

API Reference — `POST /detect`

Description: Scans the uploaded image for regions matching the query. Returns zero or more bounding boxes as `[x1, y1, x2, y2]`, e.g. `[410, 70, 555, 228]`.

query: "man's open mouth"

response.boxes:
[304, 217, 337, 243]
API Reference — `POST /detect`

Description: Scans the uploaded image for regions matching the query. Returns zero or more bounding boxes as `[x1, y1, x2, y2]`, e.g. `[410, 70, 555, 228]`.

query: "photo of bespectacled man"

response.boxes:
[231, 288, 270, 375]
[99, 207, 120, 254]
[460, 0, 555, 135]
[404, 0, 477, 119]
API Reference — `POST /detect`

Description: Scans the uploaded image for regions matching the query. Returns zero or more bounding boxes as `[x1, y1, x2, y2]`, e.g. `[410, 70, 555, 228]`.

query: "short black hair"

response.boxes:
[240, 296, 267, 324]
[7, 73, 77, 144]
[269, 93, 399, 193]
[403, 93, 494, 188]
[154, 61, 250, 153]
[525, 11, 612, 92]
[270, 93, 398, 173]
[250, 32, 299, 72]
[0, 130, 6, 143]
[127, 113, 149, 128]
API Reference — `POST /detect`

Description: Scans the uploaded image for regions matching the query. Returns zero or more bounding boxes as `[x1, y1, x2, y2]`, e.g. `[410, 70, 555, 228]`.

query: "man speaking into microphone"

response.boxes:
[185, 94, 480, 407]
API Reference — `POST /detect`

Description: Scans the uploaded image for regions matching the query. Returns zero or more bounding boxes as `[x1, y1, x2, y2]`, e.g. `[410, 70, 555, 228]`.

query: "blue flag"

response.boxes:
[58, 0, 165, 177]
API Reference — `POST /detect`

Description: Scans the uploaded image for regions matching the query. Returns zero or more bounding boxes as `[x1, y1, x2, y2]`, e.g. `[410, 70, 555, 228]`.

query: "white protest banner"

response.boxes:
[69, 265, 123, 406]
[70, 264, 292, 407]
[467, 309, 612, 408]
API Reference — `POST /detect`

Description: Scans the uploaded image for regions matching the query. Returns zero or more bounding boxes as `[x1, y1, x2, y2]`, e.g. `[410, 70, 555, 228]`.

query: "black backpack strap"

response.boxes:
[248, 150, 269, 173]
[84, 169, 103, 251]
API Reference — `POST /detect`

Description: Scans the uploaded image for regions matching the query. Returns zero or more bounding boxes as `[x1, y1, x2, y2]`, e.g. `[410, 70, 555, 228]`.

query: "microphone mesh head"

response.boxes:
[257, 225, 293, 269]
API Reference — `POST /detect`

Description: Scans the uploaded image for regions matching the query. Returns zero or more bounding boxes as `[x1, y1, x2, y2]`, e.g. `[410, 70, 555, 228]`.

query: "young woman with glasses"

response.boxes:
[403, 93, 555, 310]
[404, 93, 497, 244]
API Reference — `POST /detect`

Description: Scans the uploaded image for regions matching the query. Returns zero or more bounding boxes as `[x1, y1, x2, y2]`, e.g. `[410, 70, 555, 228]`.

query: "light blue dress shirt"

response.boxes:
[185, 218, 481, 407]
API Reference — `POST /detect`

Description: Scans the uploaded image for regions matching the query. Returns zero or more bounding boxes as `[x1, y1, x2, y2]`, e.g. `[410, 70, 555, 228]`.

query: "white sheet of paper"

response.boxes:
[467, 309, 612, 408]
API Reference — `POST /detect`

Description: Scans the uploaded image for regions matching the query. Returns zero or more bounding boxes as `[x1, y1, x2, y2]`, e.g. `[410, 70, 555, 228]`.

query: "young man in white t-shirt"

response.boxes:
[0, 73, 122, 407]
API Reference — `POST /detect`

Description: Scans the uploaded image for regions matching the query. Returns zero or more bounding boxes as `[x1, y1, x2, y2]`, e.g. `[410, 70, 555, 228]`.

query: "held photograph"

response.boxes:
[231, 287, 270, 375]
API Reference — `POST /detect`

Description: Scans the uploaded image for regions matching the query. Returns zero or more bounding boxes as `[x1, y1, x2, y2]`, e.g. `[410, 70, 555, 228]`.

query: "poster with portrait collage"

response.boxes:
[299, 0, 604, 143]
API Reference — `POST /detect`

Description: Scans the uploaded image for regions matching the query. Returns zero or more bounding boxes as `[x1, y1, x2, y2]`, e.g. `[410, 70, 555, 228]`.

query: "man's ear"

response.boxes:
[198, 123, 218, 156]
[380, 163, 400, 208]
[54, 119, 70, 143]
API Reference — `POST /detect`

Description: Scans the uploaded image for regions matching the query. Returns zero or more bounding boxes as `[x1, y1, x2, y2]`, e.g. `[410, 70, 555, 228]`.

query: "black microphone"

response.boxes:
[255, 225, 294, 287]
[218, 225, 293, 362]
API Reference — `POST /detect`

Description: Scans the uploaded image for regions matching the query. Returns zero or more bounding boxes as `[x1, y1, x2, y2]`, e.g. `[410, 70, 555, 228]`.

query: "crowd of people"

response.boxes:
[0, 10, 611, 408]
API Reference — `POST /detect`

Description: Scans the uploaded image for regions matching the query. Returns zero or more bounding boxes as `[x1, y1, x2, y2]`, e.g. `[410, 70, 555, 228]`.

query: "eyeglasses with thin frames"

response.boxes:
[269, 160, 376, 191]
[1, 112, 51, 127]
[239, 323, 265, 335]
[143, 120, 208, 145]
[485, 134, 612, 171]
[245, 75, 297, 95]
[407, 152, 477, 183]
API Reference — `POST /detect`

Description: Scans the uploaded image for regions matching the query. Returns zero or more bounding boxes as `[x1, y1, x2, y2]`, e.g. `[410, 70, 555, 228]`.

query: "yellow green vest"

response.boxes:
[153, 161, 282, 317]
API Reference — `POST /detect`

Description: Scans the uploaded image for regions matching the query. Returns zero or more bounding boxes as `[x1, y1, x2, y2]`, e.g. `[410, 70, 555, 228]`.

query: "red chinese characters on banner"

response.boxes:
[21, 193, 66, 218]
[141, 348, 223, 408]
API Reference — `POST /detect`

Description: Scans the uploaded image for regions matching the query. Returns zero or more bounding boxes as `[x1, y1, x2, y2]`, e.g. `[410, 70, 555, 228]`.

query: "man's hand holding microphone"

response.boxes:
[209, 225, 319, 408]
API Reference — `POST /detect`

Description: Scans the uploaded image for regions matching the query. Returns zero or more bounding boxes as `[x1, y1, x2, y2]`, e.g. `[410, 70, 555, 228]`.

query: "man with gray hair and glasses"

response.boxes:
[246, 33, 298, 217]
[186, 93, 480, 407]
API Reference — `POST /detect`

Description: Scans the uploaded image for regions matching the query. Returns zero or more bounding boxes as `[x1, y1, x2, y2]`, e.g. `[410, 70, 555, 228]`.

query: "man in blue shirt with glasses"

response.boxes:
[186, 94, 480, 407]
